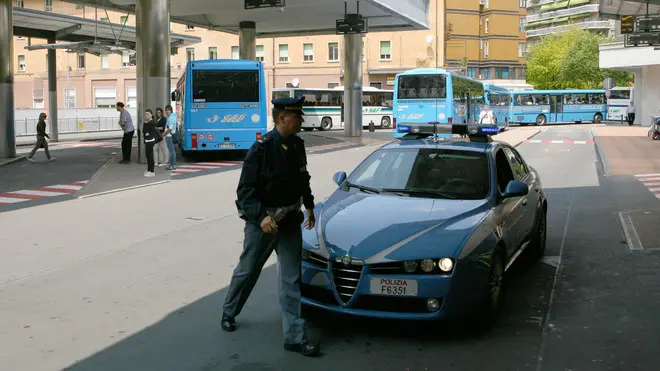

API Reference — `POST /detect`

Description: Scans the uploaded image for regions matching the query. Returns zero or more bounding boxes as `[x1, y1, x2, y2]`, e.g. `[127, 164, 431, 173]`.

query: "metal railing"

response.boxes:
[526, 0, 565, 8]
[526, 4, 599, 22]
[526, 20, 615, 37]
[15, 117, 121, 136]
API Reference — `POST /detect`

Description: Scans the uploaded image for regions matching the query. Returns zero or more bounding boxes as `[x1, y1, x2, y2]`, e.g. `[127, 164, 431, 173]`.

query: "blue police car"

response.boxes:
[300, 123, 547, 328]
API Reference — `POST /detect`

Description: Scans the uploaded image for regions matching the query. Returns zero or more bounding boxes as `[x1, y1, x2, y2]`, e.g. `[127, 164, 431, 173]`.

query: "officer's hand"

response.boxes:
[261, 215, 278, 234]
[304, 209, 316, 230]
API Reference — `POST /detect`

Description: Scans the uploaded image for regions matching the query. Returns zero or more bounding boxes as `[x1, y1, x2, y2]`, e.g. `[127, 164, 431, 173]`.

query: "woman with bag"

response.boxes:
[142, 109, 161, 177]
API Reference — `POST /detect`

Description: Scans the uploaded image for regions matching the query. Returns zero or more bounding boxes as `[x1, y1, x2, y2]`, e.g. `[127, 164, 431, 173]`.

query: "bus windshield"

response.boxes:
[397, 75, 447, 99]
[192, 70, 259, 103]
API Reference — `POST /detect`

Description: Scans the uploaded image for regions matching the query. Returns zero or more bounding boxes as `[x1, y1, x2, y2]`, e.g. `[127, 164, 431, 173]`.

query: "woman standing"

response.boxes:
[154, 107, 169, 166]
[142, 109, 160, 177]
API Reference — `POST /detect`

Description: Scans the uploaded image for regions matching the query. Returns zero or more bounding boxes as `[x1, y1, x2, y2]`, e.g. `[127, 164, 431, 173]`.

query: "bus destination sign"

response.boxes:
[625, 32, 660, 47]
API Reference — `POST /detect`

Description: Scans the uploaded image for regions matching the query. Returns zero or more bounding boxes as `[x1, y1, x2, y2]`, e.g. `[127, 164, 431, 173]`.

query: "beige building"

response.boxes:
[11, 0, 526, 111]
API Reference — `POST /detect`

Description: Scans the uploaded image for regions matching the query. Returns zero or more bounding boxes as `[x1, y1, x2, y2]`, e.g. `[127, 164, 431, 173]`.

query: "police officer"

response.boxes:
[222, 96, 321, 357]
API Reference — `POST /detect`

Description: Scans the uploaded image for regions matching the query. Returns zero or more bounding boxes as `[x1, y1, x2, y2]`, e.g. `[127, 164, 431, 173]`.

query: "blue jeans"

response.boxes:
[165, 136, 177, 167]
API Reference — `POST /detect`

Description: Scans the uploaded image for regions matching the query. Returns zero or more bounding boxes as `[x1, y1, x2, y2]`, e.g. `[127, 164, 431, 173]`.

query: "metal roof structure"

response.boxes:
[599, 0, 660, 17]
[60, 0, 430, 37]
[12, 6, 201, 55]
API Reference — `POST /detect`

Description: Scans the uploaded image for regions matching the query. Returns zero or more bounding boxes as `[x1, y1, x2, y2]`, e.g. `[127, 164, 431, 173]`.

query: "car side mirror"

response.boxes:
[333, 171, 347, 186]
[502, 180, 529, 199]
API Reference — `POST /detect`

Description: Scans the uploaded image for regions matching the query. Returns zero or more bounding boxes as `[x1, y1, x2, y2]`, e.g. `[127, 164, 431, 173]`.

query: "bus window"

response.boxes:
[272, 90, 291, 100]
[609, 90, 630, 100]
[534, 95, 549, 105]
[588, 93, 605, 104]
[294, 89, 341, 107]
[397, 75, 447, 99]
[192, 70, 259, 102]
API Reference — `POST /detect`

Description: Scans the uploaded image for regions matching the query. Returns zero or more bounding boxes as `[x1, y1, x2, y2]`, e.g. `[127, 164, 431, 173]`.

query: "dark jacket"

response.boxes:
[156, 117, 167, 133]
[143, 120, 161, 143]
[236, 128, 314, 225]
[36, 119, 49, 139]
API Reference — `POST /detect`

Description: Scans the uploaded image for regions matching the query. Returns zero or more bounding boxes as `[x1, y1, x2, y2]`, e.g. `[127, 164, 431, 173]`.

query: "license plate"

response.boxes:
[369, 278, 418, 296]
[220, 143, 236, 149]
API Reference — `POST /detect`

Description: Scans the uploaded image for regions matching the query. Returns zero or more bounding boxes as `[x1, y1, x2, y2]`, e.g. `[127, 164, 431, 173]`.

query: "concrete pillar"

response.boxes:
[239, 21, 256, 60]
[343, 32, 363, 137]
[136, 0, 170, 164]
[47, 37, 59, 142]
[0, 0, 16, 158]
[634, 70, 643, 125]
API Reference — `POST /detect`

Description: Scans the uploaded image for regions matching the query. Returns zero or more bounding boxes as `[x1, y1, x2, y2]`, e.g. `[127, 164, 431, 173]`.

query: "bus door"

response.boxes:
[549, 95, 563, 123]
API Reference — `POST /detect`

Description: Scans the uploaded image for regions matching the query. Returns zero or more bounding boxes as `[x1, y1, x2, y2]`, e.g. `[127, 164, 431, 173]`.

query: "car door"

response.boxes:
[503, 147, 537, 244]
[492, 148, 526, 260]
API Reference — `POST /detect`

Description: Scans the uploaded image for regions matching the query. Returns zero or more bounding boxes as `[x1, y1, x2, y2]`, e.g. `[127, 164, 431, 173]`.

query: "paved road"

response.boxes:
[1, 124, 659, 370]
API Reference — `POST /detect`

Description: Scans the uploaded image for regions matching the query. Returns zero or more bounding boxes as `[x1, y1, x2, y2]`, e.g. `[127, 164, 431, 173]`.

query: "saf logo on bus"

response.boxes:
[220, 114, 247, 123]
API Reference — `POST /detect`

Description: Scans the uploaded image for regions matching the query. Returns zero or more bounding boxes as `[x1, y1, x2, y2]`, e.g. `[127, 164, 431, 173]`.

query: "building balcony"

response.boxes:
[526, 20, 615, 38]
[527, 0, 589, 8]
[526, 4, 599, 23]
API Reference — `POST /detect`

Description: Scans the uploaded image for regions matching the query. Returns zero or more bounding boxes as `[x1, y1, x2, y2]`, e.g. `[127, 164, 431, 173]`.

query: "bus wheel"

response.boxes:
[320, 117, 333, 131]
[535, 115, 547, 126]
[593, 113, 603, 123]
[380, 116, 391, 129]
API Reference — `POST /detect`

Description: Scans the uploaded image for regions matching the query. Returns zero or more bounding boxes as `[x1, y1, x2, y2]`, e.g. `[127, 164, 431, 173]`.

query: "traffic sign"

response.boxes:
[625, 32, 660, 47]
[635, 15, 660, 32]
[336, 16, 367, 34]
[621, 15, 634, 34]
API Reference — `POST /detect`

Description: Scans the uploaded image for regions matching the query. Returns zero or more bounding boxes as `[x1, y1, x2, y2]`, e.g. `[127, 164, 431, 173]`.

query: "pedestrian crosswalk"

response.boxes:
[0, 181, 88, 205]
[635, 174, 660, 199]
[170, 161, 243, 176]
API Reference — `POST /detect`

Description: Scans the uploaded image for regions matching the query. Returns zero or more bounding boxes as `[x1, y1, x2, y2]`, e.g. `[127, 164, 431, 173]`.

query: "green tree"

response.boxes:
[526, 28, 633, 89]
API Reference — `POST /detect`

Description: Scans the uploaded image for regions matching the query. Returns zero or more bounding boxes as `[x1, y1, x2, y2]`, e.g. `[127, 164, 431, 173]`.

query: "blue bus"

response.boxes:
[392, 68, 485, 138]
[483, 83, 511, 129]
[508, 89, 606, 126]
[171, 59, 268, 155]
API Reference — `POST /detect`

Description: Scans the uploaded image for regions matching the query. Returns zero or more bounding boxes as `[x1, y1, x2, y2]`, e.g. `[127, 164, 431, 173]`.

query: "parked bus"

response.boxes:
[392, 68, 485, 138]
[271, 86, 393, 131]
[483, 82, 511, 129]
[171, 59, 267, 156]
[606, 87, 633, 122]
[508, 89, 607, 126]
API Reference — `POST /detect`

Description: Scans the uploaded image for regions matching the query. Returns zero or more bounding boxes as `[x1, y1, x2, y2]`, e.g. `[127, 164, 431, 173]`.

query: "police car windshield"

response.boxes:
[345, 148, 490, 200]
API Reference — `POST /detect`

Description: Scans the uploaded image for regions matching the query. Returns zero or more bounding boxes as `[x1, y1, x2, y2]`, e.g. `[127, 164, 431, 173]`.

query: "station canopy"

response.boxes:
[600, 0, 660, 17]
[13, 6, 201, 54]
[60, 0, 430, 37]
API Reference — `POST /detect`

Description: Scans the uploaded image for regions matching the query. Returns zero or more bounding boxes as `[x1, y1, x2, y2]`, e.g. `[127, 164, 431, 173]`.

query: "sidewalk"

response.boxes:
[15, 131, 124, 146]
[495, 126, 542, 147]
[592, 124, 659, 176]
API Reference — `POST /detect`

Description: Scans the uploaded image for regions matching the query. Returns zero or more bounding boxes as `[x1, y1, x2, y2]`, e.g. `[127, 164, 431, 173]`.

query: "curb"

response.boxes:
[77, 180, 170, 199]
[75, 153, 117, 197]
[618, 210, 644, 252]
[0, 156, 27, 168]
[511, 129, 543, 148]
[591, 127, 610, 177]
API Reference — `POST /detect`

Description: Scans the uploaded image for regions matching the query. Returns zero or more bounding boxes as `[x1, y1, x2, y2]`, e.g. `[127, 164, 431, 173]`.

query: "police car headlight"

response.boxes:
[420, 259, 435, 273]
[438, 258, 454, 272]
[403, 260, 418, 273]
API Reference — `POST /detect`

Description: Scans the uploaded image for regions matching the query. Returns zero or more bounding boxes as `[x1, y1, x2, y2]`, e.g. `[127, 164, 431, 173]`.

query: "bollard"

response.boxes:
[369, 120, 375, 132]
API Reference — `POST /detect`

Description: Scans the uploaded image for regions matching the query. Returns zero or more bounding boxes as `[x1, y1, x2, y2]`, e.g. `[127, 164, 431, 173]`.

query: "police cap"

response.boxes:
[272, 96, 305, 116]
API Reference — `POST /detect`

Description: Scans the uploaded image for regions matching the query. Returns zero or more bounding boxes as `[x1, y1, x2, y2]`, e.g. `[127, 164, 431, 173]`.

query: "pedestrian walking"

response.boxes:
[116, 102, 135, 164]
[222, 96, 321, 357]
[27, 112, 55, 163]
[479, 104, 495, 124]
[142, 109, 160, 177]
[626, 101, 635, 126]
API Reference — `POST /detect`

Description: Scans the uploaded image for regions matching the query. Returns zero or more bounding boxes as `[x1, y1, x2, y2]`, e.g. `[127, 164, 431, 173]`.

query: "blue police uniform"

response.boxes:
[222, 96, 321, 357]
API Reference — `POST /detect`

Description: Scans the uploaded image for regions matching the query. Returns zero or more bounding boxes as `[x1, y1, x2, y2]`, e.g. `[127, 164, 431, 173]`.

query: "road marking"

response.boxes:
[524, 139, 595, 145]
[170, 161, 243, 176]
[635, 174, 660, 198]
[0, 180, 87, 205]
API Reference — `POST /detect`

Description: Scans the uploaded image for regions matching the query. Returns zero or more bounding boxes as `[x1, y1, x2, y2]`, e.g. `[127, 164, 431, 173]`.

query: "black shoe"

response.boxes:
[221, 316, 236, 332]
[284, 342, 321, 357]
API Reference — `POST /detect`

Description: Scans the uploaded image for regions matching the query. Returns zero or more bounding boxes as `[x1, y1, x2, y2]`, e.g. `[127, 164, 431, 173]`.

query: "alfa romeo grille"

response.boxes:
[332, 262, 362, 304]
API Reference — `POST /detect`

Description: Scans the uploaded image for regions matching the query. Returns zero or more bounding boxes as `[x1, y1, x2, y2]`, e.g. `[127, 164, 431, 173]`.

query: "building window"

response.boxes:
[17, 55, 25, 72]
[328, 42, 339, 61]
[33, 90, 44, 109]
[519, 43, 526, 58]
[186, 25, 195, 30]
[76, 3, 83, 9]
[278, 44, 289, 63]
[519, 0, 526, 7]
[484, 41, 489, 58]
[484, 0, 489, 8]
[303, 43, 314, 62]
[77, 52, 85, 69]
[496, 67, 510, 79]
[481, 68, 491, 79]
[327, 82, 340, 88]
[519, 18, 526, 32]
[485, 17, 489, 34]
[94, 87, 116, 108]
[101, 53, 109, 69]
[370, 82, 383, 89]
[126, 86, 137, 108]
[379, 41, 391, 60]
[120, 16, 128, 24]
[256, 45, 264, 61]
[121, 52, 133, 67]
[64, 88, 76, 108]
[208, 47, 217, 60]
[186, 48, 195, 62]
[467, 67, 477, 78]
[231, 46, 239, 59]
[17, 0, 24, 8]
[45, 0, 52, 11]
